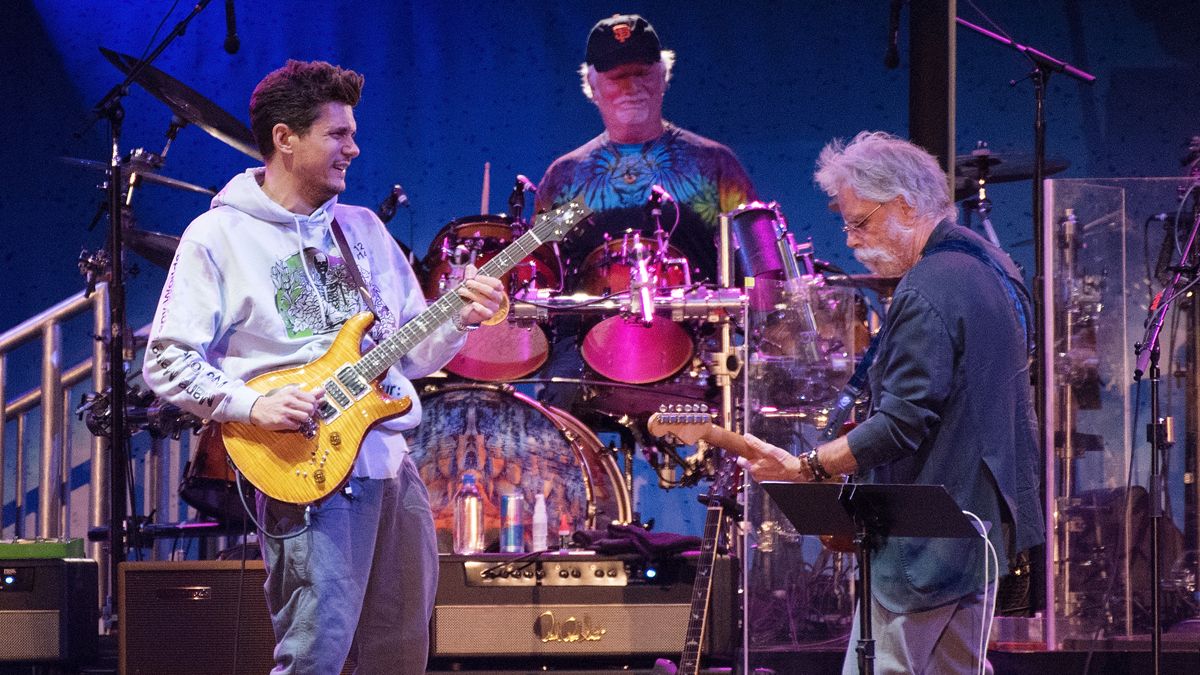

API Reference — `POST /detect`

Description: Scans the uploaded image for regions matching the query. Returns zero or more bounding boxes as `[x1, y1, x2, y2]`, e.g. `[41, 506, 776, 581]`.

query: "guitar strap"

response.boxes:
[818, 330, 882, 442]
[330, 217, 381, 319]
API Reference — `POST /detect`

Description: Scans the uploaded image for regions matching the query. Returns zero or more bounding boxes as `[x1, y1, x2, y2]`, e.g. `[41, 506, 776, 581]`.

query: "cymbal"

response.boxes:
[823, 273, 901, 295]
[126, 228, 181, 269]
[954, 152, 1069, 201]
[61, 155, 216, 196]
[99, 47, 262, 161]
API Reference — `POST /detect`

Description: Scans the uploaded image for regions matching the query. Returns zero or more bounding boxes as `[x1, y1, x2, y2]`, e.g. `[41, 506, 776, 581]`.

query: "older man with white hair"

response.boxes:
[536, 13, 756, 281]
[739, 131, 1045, 674]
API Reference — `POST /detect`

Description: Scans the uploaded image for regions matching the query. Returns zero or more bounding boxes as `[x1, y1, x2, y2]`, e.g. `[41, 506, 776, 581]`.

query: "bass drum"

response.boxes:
[423, 215, 561, 381]
[406, 384, 630, 552]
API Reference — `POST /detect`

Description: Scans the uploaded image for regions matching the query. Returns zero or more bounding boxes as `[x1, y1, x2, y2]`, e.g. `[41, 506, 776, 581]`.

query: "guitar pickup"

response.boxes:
[323, 379, 352, 411]
[317, 399, 340, 423]
[335, 365, 370, 399]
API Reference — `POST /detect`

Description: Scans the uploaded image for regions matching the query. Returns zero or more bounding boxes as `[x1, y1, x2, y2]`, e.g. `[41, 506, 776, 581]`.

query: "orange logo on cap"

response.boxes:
[613, 24, 632, 43]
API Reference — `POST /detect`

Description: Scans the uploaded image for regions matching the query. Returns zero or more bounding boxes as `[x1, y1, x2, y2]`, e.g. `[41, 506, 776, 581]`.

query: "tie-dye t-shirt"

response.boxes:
[536, 122, 756, 282]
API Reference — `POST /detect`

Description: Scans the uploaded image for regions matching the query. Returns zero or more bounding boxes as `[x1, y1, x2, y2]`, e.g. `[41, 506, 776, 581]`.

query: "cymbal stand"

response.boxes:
[959, 141, 1002, 248]
[83, 0, 219, 627]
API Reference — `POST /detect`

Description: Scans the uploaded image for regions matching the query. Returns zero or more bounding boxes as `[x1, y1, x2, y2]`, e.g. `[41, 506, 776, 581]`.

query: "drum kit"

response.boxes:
[74, 47, 1062, 550]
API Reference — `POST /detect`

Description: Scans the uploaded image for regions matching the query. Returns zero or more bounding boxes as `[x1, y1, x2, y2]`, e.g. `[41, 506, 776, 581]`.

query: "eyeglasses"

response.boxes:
[840, 202, 884, 234]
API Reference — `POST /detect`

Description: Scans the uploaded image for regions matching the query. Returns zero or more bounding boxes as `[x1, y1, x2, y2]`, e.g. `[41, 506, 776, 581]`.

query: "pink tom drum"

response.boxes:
[574, 233, 694, 384]
[423, 215, 559, 381]
[406, 384, 631, 552]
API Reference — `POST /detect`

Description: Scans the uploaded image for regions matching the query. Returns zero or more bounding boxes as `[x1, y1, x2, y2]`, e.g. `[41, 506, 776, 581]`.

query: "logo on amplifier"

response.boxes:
[534, 611, 607, 643]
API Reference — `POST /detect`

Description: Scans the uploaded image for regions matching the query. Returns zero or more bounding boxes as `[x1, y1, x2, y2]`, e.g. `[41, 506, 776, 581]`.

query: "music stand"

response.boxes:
[762, 482, 981, 675]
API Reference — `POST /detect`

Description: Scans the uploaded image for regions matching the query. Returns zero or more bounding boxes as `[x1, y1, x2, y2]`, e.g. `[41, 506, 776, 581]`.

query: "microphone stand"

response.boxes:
[956, 17, 1096, 655]
[83, 0, 218, 627]
[1134, 184, 1200, 675]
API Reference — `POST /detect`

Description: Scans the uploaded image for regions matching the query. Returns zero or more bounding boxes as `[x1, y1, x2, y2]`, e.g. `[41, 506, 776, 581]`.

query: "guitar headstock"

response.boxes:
[646, 403, 714, 446]
[707, 451, 742, 504]
[529, 196, 592, 244]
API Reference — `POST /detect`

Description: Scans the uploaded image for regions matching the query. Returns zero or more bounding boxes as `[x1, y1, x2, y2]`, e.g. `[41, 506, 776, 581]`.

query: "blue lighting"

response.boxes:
[3, 576, 13, 585]
[644, 567, 657, 580]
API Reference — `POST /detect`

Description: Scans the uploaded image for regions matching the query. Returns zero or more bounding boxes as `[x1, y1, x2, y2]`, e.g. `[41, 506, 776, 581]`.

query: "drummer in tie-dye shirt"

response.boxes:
[536, 13, 757, 282]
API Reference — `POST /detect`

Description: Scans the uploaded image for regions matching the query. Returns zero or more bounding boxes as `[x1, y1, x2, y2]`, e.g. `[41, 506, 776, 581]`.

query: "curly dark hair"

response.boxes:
[249, 60, 364, 159]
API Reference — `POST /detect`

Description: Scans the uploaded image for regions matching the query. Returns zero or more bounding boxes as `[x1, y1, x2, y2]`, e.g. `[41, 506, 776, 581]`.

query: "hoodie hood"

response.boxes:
[211, 168, 339, 230]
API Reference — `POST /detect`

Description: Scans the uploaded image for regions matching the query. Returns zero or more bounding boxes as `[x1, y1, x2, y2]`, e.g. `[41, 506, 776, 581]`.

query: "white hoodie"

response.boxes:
[144, 168, 466, 479]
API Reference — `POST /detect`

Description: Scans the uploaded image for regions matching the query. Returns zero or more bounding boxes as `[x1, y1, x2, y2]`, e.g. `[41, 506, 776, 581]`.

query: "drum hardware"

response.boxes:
[98, 47, 263, 160]
[510, 286, 746, 321]
[61, 153, 216, 197]
[951, 146, 1070, 202]
[76, 385, 203, 440]
[822, 273, 902, 297]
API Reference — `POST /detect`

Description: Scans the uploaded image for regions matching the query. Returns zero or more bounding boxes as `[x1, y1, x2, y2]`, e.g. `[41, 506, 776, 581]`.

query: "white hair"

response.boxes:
[814, 131, 957, 224]
[578, 49, 676, 100]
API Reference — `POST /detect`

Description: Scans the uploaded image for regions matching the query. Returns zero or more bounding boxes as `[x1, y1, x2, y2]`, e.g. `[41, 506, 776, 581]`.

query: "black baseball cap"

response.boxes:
[585, 14, 662, 72]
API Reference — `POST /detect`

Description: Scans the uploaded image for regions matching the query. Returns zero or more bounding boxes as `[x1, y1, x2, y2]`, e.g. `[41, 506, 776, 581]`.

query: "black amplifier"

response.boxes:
[431, 553, 735, 660]
[0, 557, 97, 664]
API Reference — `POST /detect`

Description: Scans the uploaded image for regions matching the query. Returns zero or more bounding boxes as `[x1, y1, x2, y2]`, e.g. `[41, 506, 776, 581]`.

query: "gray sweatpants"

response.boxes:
[842, 587, 994, 675]
[257, 456, 439, 675]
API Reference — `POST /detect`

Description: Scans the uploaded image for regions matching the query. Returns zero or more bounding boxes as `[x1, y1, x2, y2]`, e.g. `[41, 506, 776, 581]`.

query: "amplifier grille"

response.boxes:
[434, 603, 686, 656]
[0, 610, 60, 660]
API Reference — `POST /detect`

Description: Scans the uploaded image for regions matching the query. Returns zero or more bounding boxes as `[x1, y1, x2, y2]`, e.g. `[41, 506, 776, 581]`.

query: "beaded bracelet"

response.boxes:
[804, 449, 833, 482]
[452, 312, 479, 333]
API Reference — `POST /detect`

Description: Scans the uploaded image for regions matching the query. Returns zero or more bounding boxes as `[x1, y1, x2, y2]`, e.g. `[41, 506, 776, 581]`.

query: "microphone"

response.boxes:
[509, 176, 530, 221]
[649, 184, 675, 203]
[516, 174, 538, 193]
[885, 0, 901, 69]
[224, 0, 240, 55]
[375, 184, 408, 224]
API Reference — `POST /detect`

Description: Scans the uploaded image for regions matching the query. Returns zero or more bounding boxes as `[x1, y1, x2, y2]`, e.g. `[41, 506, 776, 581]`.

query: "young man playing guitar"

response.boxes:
[143, 60, 504, 674]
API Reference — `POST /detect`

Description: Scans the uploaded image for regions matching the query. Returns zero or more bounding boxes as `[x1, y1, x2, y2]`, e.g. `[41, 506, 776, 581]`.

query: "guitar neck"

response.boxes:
[354, 201, 586, 381]
[678, 501, 724, 674]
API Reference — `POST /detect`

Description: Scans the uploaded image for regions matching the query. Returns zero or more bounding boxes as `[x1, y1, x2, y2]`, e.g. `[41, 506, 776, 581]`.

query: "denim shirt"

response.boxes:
[844, 221, 1045, 613]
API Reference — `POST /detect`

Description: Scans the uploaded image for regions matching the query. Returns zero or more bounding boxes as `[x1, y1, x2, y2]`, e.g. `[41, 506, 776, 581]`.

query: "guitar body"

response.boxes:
[218, 312, 412, 504]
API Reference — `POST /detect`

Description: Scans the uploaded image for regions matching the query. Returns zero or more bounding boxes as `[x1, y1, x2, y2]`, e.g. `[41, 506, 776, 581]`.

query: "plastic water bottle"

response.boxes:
[453, 474, 484, 554]
[531, 493, 548, 552]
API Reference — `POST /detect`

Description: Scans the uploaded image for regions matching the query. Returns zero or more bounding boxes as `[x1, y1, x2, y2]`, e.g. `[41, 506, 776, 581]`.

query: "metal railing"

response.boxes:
[1, 282, 109, 602]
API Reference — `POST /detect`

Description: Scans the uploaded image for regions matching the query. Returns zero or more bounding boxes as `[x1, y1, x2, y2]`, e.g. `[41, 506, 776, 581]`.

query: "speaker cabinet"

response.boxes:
[432, 554, 734, 660]
[0, 558, 98, 664]
[120, 560, 274, 675]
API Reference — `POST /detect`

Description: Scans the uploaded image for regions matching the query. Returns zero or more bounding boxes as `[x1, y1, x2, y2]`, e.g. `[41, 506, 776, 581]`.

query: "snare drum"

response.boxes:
[574, 232, 694, 384]
[423, 215, 560, 381]
[406, 384, 631, 552]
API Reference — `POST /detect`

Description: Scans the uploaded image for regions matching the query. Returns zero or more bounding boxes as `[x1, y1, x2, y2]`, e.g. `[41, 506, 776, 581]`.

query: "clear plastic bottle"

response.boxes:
[452, 473, 484, 554]
[531, 493, 548, 552]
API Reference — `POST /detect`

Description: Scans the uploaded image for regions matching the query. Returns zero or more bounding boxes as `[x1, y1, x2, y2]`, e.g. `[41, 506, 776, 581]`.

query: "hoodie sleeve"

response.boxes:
[142, 239, 261, 423]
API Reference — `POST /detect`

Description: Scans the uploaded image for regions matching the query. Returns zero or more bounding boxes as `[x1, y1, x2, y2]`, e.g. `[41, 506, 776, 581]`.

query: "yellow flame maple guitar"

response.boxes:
[205, 198, 591, 504]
